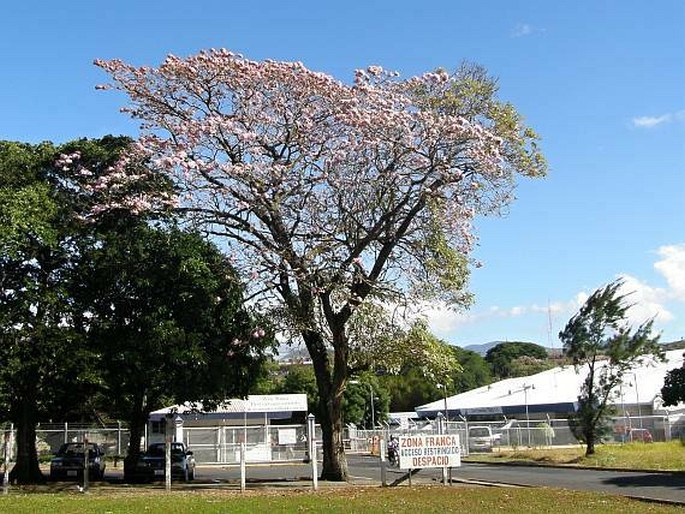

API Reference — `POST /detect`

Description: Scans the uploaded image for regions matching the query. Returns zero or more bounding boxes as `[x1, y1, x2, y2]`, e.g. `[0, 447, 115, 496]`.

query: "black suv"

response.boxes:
[50, 442, 106, 480]
[133, 442, 196, 482]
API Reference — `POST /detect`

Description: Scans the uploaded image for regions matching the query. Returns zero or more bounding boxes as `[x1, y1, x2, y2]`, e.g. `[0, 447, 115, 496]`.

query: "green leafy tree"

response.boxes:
[279, 364, 320, 416]
[384, 367, 441, 413]
[382, 332, 481, 412]
[508, 355, 555, 378]
[77, 224, 272, 480]
[0, 138, 129, 484]
[270, 363, 391, 427]
[249, 357, 284, 395]
[485, 342, 548, 379]
[661, 354, 685, 407]
[344, 373, 390, 429]
[559, 279, 662, 456]
[450, 346, 492, 393]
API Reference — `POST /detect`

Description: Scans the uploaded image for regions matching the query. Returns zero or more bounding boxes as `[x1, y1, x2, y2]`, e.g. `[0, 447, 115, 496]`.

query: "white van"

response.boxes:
[468, 426, 498, 452]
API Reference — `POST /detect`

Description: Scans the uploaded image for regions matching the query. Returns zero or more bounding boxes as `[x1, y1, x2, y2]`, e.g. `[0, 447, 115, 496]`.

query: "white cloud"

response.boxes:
[509, 306, 526, 316]
[632, 114, 671, 128]
[632, 110, 684, 128]
[617, 273, 673, 324]
[654, 244, 685, 300]
[416, 243, 685, 344]
[415, 302, 475, 334]
[511, 23, 532, 37]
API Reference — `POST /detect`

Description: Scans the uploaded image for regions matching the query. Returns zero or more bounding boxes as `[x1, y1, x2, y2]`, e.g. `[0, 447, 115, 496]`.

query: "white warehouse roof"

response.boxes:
[415, 349, 685, 418]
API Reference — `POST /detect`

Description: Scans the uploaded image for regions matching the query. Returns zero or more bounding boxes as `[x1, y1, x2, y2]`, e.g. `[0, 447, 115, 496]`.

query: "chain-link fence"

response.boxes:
[347, 414, 685, 455]
[34, 423, 129, 457]
[2, 422, 324, 465]
[2, 413, 684, 466]
[181, 424, 321, 464]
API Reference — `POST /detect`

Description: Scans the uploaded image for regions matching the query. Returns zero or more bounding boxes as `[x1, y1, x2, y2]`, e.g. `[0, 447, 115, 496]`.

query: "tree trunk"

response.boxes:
[9, 399, 44, 484]
[303, 329, 348, 481]
[585, 430, 596, 456]
[318, 387, 348, 481]
[123, 399, 147, 482]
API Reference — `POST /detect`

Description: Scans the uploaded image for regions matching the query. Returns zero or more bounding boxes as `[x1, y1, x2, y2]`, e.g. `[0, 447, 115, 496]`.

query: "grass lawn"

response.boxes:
[0, 486, 681, 513]
[464, 441, 685, 471]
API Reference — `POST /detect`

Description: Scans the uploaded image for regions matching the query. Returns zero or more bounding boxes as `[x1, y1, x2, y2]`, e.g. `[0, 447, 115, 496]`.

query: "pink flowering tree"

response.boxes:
[94, 51, 546, 480]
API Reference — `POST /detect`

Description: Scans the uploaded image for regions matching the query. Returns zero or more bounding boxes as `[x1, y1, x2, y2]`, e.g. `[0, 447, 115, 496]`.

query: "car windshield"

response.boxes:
[469, 428, 491, 437]
[57, 443, 97, 456]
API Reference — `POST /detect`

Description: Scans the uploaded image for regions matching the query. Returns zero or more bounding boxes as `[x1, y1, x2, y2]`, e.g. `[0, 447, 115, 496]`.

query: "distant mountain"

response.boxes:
[462, 341, 507, 356]
[662, 339, 685, 351]
[463, 341, 563, 357]
[463, 339, 685, 357]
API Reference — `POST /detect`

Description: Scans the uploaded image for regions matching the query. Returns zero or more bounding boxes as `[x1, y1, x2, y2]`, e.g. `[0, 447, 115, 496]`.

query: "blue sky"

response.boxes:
[2, 1, 683, 348]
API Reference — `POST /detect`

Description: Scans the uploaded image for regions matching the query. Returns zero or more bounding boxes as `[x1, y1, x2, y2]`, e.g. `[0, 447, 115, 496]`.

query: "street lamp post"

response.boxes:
[437, 383, 449, 422]
[631, 372, 643, 431]
[369, 386, 375, 430]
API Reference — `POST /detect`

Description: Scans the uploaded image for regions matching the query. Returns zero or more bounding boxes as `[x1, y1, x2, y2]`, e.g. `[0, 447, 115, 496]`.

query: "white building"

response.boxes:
[147, 394, 309, 462]
[416, 350, 685, 424]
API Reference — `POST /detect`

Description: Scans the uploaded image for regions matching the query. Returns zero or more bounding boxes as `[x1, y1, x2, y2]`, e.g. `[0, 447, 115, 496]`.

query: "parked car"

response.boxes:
[133, 442, 196, 482]
[50, 442, 106, 481]
[468, 426, 500, 452]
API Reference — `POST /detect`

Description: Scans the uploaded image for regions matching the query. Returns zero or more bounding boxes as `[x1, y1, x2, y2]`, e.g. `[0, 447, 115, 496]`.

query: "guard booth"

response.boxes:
[147, 394, 311, 464]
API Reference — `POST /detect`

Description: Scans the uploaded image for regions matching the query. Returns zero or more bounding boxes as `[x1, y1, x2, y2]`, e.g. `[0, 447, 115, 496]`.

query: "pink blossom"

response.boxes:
[91, 49, 545, 310]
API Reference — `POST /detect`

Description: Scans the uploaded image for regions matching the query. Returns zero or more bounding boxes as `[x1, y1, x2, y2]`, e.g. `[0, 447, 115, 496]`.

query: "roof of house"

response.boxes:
[149, 394, 308, 421]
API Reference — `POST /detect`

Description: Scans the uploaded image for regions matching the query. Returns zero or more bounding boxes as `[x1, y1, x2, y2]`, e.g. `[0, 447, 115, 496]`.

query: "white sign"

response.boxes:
[278, 428, 297, 445]
[398, 434, 461, 469]
[247, 394, 308, 413]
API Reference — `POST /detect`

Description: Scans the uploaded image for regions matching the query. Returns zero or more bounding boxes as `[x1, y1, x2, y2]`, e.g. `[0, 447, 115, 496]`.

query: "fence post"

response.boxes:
[82, 437, 89, 493]
[437, 412, 447, 485]
[665, 414, 672, 442]
[307, 414, 318, 491]
[379, 436, 387, 487]
[459, 415, 469, 456]
[8, 425, 13, 469]
[165, 418, 172, 493]
[3, 428, 9, 495]
[117, 421, 122, 457]
[240, 442, 246, 492]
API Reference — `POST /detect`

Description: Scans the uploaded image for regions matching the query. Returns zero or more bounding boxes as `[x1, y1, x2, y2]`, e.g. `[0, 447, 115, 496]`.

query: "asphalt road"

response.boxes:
[442, 462, 685, 504]
[346, 456, 685, 504]
[86, 455, 685, 504]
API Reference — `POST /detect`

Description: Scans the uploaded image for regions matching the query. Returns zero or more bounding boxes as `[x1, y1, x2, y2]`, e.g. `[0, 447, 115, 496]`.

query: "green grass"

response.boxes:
[465, 441, 685, 471]
[0, 486, 681, 513]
